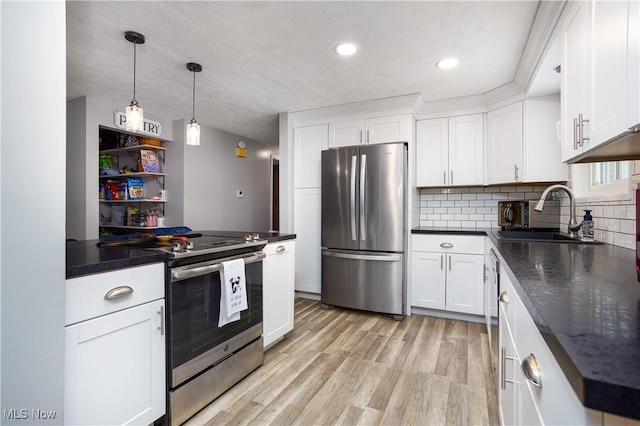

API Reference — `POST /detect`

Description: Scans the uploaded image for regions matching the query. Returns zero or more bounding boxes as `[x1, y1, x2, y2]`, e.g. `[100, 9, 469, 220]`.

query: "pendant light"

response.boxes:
[124, 31, 145, 132]
[186, 62, 203, 146]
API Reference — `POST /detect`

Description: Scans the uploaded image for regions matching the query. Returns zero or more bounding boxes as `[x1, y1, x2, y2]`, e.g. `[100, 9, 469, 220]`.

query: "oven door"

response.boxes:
[167, 251, 264, 388]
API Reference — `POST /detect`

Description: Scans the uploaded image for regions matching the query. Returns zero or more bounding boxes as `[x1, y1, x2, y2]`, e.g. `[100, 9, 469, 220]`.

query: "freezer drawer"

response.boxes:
[321, 249, 404, 316]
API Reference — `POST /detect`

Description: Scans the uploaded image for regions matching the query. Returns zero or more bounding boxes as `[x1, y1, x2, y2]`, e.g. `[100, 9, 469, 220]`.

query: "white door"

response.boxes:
[410, 251, 446, 310]
[448, 114, 484, 186]
[293, 188, 322, 294]
[445, 253, 484, 315]
[64, 299, 165, 426]
[416, 118, 448, 186]
[365, 114, 411, 144]
[263, 241, 296, 347]
[328, 120, 364, 148]
[487, 102, 523, 185]
[561, 0, 590, 161]
[293, 124, 328, 188]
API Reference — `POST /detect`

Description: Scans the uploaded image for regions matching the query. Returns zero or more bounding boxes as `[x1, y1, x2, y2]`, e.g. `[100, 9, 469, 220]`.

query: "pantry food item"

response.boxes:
[127, 177, 144, 200]
[140, 149, 160, 173]
[139, 137, 162, 147]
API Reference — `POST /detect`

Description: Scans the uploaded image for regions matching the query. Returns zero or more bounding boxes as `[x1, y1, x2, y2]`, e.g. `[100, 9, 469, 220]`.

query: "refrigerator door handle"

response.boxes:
[323, 250, 402, 262]
[350, 155, 357, 241]
[360, 154, 367, 241]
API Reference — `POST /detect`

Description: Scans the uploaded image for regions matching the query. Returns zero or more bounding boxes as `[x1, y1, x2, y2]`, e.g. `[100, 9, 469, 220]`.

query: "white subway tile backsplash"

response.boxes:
[470, 214, 484, 220]
[455, 200, 470, 207]
[469, 187, 485, 193]
[477, 207, 492, 214]
[477, 193, 492, 200]
[448, 194, 462, 201]
[470, 200, 484, 207]
[462, 194, 477, 200]
[434, 207, 447, 214]
[441, 200, 455, 207]
[448, 207, 462, 214]
[462, 207, 476, 214]
[619, 219, 634, 235]
[477, 221, 492, 228]
[492, 193, 510, 200]
[447, 220, 462, 227]
[434, 194, 448, 201]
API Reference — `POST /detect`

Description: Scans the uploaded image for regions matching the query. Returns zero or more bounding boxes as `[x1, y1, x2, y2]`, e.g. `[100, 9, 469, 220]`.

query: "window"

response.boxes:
[591, 161, 629, 185]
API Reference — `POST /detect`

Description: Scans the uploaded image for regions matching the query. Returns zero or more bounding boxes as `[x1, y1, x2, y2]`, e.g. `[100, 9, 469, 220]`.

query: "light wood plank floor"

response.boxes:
[186, 298, 499, 426]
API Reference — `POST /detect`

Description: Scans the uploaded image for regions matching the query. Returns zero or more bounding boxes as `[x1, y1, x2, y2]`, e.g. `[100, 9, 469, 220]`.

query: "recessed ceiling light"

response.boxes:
[436, 57, 459, 70]
[334, 42, 358, 56]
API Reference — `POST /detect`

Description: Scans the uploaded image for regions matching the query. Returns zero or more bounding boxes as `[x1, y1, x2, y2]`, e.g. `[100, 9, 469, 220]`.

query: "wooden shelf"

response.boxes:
[99, 172, 167, 179]
[99, 144, 166, 155]
[100, 199, 166, 203]
[99, 225, 164, 230]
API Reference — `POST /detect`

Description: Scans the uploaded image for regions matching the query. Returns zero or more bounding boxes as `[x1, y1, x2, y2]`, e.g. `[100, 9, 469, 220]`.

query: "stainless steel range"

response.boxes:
[150, 234, 267, 425]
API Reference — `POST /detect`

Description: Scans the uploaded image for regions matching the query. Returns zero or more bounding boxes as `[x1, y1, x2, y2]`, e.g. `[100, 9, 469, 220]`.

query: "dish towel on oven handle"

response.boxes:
[218, 258, 248, 327]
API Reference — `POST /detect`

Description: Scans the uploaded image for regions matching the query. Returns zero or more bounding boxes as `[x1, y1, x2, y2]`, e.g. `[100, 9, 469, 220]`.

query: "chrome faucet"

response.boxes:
[534, 184, 582, 238]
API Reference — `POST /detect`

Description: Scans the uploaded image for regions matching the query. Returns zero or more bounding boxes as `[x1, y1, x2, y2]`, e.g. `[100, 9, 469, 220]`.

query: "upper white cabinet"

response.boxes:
[328, 114, 412, 147]
[562, 0, 638, 162]
[487, 102, 524, 185]
[416, 114, 484, 187]
[293, 124, 328, 188]
[487, 97, 567, 185]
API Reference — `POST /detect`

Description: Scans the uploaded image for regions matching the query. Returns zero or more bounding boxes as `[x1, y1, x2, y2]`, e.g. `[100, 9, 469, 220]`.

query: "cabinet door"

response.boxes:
[328, 120, 364, 148]
[523, 97, 568, 183]
[293, 188, 321, 294]
[487, 102, 523, 185]
[446, 253, 485, 315]
[561, 0, 590, 161]
[498, 302, 517, 426]
[589, 0, 630, 148]
[263, 241, 296, 347]
[410, 251, 446, 310]
[365, 114, 411, 144]
[448, 114, 484, 186]
[293, 124, 328, 188]
[65, 299, 165, 425]
[416, 118, 448, 186]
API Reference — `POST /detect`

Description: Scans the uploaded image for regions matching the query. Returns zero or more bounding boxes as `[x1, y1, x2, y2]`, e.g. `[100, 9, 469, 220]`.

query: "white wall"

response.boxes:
[1, 1, 66, 423]
[169, 119, 278, 232]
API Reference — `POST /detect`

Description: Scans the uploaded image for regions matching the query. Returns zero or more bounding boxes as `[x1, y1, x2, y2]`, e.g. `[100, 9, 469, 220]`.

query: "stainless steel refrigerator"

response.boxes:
[321, 142, 406, 318]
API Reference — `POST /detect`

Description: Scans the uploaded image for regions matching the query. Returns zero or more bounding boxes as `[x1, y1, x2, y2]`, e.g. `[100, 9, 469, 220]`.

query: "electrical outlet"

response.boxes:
[236, 190, 244, 198]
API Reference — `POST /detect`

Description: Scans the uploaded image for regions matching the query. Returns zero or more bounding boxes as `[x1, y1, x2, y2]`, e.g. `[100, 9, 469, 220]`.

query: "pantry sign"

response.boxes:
[114, 111, 162, 137]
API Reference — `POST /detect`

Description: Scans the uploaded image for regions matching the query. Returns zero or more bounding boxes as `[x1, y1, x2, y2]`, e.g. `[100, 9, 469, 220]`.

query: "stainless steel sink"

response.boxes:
[494, 230, 603, 244]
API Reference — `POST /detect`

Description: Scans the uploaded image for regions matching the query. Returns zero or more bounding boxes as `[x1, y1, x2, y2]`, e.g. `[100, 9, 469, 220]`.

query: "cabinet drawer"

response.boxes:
[412, 234, 484, 254]
[515, 296, 600, 426]
[264, 240, 294, 256]
[66, 263, 164, 325]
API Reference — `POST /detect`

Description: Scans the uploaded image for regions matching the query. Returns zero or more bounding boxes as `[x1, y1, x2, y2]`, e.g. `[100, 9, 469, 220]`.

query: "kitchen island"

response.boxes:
[412, 227, 640, 421]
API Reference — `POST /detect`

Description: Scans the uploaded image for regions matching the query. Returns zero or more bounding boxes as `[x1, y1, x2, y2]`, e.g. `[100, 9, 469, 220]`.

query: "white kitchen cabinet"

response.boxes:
[411, 235, 484, 315]
[487, 102, 524, 185]
[64, 263, 165, 426]
[263, 240, 296, 347]
[293, 124, 328, 188]
[497, 269, 600, 426]
[561, 0, 636, 162]
[523, 96, 568, 182]
[416, 114, 484, 187]
[328, 114, 412, 147]
[293, 188, 321, 294]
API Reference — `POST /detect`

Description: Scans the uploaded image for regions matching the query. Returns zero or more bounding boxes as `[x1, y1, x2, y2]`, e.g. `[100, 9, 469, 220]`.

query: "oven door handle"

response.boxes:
[172, 252, 266, 282]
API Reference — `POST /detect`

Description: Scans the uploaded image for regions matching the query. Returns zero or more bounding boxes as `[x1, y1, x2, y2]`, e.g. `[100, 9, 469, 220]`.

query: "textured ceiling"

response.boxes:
[66, 1, 541, 146]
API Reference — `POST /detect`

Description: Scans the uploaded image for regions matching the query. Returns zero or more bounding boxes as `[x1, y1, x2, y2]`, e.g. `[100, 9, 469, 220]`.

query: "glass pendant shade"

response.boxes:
[186, 120, 200, 146]
[125, 102, 144, 132]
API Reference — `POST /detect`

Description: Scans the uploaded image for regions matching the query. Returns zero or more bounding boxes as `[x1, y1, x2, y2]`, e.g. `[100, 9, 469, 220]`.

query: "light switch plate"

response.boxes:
[236, 190, 244, 198]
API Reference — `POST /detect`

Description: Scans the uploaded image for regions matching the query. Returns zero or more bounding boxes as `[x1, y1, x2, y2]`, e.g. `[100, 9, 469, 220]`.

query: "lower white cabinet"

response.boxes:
[411, 235, 484, 315]
[263, 240, 296, 347]
[498, 270, 600, 426]
[64, 263, 165, 426]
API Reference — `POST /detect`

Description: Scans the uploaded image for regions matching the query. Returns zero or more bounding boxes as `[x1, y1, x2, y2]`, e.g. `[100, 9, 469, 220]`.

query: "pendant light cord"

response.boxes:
[192, 70, 196, 121]
[132, 42, 137, 102]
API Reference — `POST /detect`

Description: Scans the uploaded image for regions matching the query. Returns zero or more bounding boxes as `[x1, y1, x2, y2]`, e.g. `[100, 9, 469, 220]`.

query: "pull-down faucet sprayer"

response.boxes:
[534, 184, 582, 238]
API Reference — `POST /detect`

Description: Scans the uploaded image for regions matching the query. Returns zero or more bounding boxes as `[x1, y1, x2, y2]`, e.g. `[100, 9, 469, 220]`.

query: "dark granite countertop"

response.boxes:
[66, 230, 296, 279]
[411, 226, 490, 236]
[412, 227, 640, 419]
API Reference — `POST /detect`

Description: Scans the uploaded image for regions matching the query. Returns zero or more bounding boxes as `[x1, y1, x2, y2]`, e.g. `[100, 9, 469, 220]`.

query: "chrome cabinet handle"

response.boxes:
[450, 170, 453, 185]
[501, 346, 515, 390]
[158, 305, 165, 335]
[483, 264, 488, 283]
[276, 245, 286, 253]
[573, 117, 579, 150]
[578, 113, 590, 146]
[448, 256, 451, 271]
[104, 286, 133, 300]
[444, 170, 447, 185]
[440, 254, 443, 270]
[366, 129, 370, 144]
[359, 130, 363, 144]
[521, 353, 542, 388]
[499, 291, 509, 304]
[440, 242, 453, 248]
[514, 165, 519, 181]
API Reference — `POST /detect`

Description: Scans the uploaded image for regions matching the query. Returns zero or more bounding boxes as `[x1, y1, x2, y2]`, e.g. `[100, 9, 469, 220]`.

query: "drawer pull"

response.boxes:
[104, 286, 134, 300]
[440, 242, 453, 248]
[499, 291, 509, 304]
[501, 346, 515, 390]
[521, 353, 542, 388]
[276, 245, 286, 253]
[158, 305, 165, 335]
